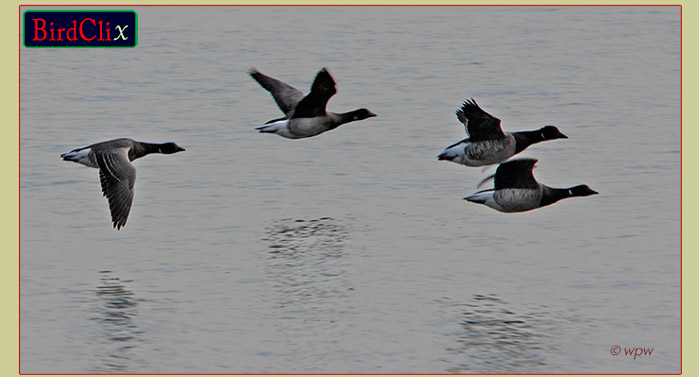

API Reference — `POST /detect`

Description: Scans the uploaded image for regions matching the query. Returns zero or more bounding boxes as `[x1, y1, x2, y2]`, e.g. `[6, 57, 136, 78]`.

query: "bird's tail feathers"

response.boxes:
[464, 189, 494, 203]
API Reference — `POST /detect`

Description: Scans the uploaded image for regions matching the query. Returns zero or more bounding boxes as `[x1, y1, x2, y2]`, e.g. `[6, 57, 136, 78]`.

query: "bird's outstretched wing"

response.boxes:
[95, 148, 137, 230]
[494, 158, 539, 190]
[456, 99, 506, 141]
[292, 67, 337, 119]
[249, 68, 305, 115]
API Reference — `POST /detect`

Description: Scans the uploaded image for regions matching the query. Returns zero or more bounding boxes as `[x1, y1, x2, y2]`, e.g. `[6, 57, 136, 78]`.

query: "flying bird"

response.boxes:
[464, 158, 598, 212]
[61, 138, 185, 230]
[438, 99, 567, 166]
[249, 67, 376, 139]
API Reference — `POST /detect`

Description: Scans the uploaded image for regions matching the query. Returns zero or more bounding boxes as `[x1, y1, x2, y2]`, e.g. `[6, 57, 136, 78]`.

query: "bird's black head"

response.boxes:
[352, 108, 377, 121]
[539, 125, 568, 140]
[569, 184, 598, 197]
[159, 142, 186, 154]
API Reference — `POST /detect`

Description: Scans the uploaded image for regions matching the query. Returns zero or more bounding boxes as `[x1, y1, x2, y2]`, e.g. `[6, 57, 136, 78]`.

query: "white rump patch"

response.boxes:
[256, 119, 299, 139]
[256, 119, 289, 132]
[63, 148, 97, 168]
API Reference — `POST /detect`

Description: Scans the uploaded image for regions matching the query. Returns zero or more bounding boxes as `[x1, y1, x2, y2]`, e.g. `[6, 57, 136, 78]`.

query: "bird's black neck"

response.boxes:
[132, 142, 163, 160]
[540, 186, 574, 207]
[333, 110, 364, 127]
[513, 130, 547, 154]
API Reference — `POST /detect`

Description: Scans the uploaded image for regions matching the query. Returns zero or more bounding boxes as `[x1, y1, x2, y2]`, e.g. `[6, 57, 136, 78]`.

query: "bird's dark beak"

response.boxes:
[178, 147, 186, 152]
[559, 132, 568, 139]
[368, 111, 377, 117]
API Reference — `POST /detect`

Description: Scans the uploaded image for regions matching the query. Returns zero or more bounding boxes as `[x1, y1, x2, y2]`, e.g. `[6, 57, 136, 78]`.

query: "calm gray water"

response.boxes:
[20, 6, 680, 374]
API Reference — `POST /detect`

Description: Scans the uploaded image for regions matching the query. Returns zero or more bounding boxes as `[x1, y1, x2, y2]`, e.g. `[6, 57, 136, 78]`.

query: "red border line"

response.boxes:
[679, 3, 683, 375]
[18, 4, 22, 375]
[18, 3, 683, 6]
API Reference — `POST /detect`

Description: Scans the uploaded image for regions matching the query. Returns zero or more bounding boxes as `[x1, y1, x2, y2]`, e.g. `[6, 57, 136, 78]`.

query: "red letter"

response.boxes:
[66, 20, 78, 41]
[79, 18, 96, 41]
[32, 18, 46, 41]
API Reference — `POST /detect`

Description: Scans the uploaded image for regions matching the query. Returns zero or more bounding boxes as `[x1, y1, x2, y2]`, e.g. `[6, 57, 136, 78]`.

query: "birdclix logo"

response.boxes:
[24, 10, 138, 48]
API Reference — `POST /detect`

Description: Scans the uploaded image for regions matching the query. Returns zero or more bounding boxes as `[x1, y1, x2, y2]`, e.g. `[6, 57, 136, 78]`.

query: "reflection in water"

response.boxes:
[443, 294, 556, 374]
[89, 271, 143, 372]
[262, 217, 353, 369]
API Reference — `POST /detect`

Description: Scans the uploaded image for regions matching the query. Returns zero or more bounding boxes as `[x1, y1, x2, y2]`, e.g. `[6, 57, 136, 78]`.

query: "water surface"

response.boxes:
[20, 6, 680, 373]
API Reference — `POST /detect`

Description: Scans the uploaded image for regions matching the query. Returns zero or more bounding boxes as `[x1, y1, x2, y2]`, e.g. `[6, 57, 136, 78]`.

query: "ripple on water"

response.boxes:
[260, 217, 356, 371]
[441, 294, 595, 374]
[89, 271, 145, 373]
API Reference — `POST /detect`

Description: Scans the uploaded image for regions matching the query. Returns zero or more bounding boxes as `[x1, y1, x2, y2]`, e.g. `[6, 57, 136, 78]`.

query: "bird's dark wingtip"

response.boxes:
[463, 98, 479, 108]
[248, 67, 261, 77]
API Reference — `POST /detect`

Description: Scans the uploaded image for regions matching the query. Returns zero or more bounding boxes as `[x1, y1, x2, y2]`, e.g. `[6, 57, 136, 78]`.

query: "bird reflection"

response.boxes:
[262, 217, 354, 363]
[443, 294, 553, 373]
[89, 271, 143, 372]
